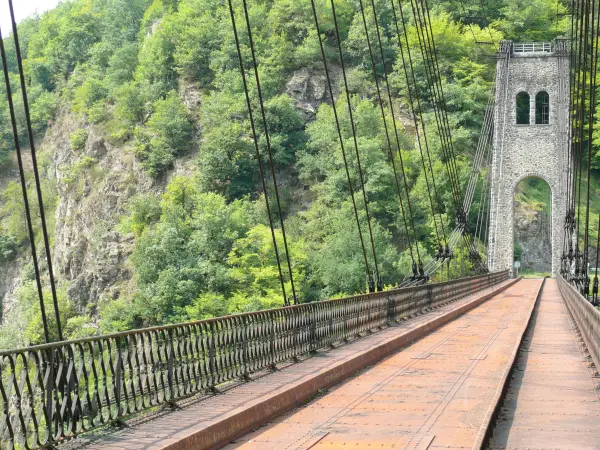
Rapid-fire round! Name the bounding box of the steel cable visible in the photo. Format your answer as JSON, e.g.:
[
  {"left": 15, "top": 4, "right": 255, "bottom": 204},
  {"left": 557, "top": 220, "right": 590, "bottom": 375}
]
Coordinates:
[
  {"left": 329, "top": 0, "right": 382, "bottom": 290},
  {"left": 227, "top": 0, "right": 296, "bottom": 305},
  {"left": 358, "top": 0, "right": 420, "bottom": 268},
  {"left": 0, "top": 25, "right": 50, "bottom": 343},
  {"left": 391, "top": 0, "right": 445, "bottom": 250},
  {"left": 8, "top": 1, "right": 62, "bottom": 341},
  {"left": 583, "top": 0, "right": 599, "bottom": 290},
  {"left": 309, "top": 0, "right": 376, "bottom": 290}
]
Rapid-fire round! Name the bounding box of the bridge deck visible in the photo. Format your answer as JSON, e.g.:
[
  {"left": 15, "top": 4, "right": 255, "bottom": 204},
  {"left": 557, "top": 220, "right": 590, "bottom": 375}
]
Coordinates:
[
  {"left": 223, "top": 279, "right": 541, "bottom": 450},
  {"left": 75, "top": 278, "right": 600, "bottom": 450},
  {"left": 76, "top": 279, "right": 515, "bottom": 450},
  {"left": 488, "top": 279, "right": 600, "bottom": 449}
]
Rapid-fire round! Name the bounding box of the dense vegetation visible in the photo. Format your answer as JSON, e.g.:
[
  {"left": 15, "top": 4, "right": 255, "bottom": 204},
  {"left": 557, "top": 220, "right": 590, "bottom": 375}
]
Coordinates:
[{"left": 0, "top": 0, "right": 576, "bottom": 347}]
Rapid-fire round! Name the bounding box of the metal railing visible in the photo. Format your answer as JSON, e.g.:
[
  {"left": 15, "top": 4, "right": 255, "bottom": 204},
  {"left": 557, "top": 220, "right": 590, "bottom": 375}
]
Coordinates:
[
  {"left": 0, "top": 271, "right": 508, "bottom": 449},
  {"left": 557, "top": 275, "right": 600, "bottom": 370},
  {"left": 513, "top": 42, "right": 553, "bottom": 53}
]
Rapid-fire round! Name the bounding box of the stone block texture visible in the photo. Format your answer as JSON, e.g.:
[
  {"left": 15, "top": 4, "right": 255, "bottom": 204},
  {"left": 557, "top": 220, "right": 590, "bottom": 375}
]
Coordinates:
[{"left": 488, "top": 40, "right": 570, "bottom": 276}]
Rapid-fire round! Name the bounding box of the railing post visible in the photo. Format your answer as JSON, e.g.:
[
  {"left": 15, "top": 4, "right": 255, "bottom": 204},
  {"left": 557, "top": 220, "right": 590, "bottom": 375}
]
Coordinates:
[
  {"left": 328, "top": 304, "right": 334, "bottom": 345},
  {"left": 167, "top": 329, "right": 175, "bottom": 400},
  {"left": 208, "top": 322, "right": 217, "bottom": 390},
  {"left": 387, "top": 292, "right": 395, "bottom": 323},
  {"left": 115, "top": 340, "right": 122, "bottom": 418},
  {"left": 64, "top": 346, "right": 75, "bottom": 434},
  {"left": 269, "top": 312, "right": 276, "bottom": 369},
  {"left": 44, "top": 348, "right": 54, "bottom": 442},
  {"left": 242, "top": 316, "right": 249, "bottom": 379},
  {"left": 309, "top": 304, "right": 317, "bottom": 352}
]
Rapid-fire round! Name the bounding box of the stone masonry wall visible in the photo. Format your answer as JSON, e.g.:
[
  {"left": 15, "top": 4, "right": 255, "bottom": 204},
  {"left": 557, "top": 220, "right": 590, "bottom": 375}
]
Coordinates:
[{"left": 488, "top": 41, "right": 569, "bottom": 276}]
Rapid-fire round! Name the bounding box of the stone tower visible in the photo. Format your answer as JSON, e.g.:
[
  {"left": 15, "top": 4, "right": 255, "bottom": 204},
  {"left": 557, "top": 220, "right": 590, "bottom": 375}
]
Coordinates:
[{"left": 488, "top": 40, "right": 570, "bottom": 276}]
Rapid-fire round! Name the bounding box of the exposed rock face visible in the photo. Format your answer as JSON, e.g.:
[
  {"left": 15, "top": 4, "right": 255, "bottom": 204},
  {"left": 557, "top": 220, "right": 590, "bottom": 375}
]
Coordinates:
[
  {"left": 285, "top": 68, "right": 328, "bottom": 120},
  {"left": 514, "top": 198, "right": 552, "bottom": 272},
  {"left": 50, "top": 82, "right": 201, "bottom": 311},
  {"left": 51, "top": 115, "right": 152, "bottom": 310}
]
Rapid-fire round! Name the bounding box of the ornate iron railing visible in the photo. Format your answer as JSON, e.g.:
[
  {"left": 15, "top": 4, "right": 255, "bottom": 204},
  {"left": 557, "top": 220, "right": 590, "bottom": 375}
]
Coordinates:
[
  {"left": 0, "top": 271, "right": 508, "bottom": 449},
  {"left": 557, "top": 275, "right": 600, "bottom": 369}
]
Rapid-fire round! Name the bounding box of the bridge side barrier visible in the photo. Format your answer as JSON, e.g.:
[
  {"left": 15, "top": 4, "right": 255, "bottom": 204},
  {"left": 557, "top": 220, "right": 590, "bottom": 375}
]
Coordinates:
[
  {"left": 0, "top": 271, "right": 508, "bottom": 449},
  {"left": 557, "top": 275, "right": 600, "bottom": 370}
]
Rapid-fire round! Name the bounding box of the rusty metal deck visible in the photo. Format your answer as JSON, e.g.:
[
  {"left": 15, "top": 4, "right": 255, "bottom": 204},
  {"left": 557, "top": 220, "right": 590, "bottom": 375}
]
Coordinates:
[
  {"left": 224, "top": 279, "right": 542, "bottom": 450},
  {"left": 74, "top": 279, "right": 516, "bottom": 450},
  {"left": 488, "top": 278, "right": 600, "bottom": 449}
]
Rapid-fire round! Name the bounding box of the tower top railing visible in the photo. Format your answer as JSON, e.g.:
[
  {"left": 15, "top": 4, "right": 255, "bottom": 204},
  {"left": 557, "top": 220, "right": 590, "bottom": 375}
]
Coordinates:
[{"left": 513, "top": 42, "right": 553, "bottom": 53}]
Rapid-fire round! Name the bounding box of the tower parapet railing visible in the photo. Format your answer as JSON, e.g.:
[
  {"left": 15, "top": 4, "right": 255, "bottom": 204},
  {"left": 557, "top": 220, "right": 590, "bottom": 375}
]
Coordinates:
[{"left": 513, "top": 42, "right": 553, "bottom": 53}]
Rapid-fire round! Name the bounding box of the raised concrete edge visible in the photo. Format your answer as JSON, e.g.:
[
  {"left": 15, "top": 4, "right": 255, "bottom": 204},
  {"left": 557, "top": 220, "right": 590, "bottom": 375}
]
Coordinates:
[
  {"left": 152, "top": 277, "right": 521, "bottom": 450},
  {"left": 471, "top": 277, "right": 546, "bottom": 450}
]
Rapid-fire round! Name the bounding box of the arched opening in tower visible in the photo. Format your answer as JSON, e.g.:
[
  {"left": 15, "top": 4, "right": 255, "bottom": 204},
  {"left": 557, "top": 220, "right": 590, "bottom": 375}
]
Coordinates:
[{"left": 513, "top": 177, "right": 552, "bottom": 276}]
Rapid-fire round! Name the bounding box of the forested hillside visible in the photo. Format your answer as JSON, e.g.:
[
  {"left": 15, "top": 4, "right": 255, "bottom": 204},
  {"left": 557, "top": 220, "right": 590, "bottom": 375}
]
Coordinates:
[{"left": 0, "top": 0, "right": 575, "bottom": 347}]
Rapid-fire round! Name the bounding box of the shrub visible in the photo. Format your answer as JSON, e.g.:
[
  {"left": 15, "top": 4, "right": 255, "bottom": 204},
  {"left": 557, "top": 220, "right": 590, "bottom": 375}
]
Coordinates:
[
  {"left": 70, "top": 129, "right": 88, "bottom": 151},
  {"left": 133, "top": 91, "right": 193, "bottom": 176}
]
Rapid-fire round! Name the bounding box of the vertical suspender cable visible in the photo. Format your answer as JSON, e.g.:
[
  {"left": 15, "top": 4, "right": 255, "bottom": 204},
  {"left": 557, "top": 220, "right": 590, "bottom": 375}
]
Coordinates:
[
  {"left": 422, "top": 0, "right": 464, "bottom": 198},
  {"left": 357, "top": 0, "right": 418, "bottom": 271},
  {"left": 330, "top": 0, "right": 382, "bottom": 290},
  {"left": 227, "top": 0, "right": 293, "bottom": 306},
  {"left": 410, "top": 0, "right": 460, "bottom": 206},
  {"left": 583, "top": 0, "right": 599, "bottom": 292},
  {"left": 8, "top": 1, "right": 62, "bottom": 341},
  {"left": 0, "top": 26, "right": 50, "bottom": 343},
  {"left": 239, "top": 0, "right": 298, "bottom": 304},
  {"left": 369, "top": 0, "right": 424, "bottom": 271},
  {"left": 575, "top": 0, "right": 590, "bottom": 285},
  {"left": 413, "top": 0, "right": 462, "bottom": 207},
  {"left": 594, "top": 212, "right": 600, "bottom": 304},
  {"left": 419, "top": 0, "right": 484, "bottom": 270},
  {"left": 309, "top": 0, "right": 375, "bottom": 290},
  {"left": 392, "top": 0, "right": 444, "bottom": 251}
]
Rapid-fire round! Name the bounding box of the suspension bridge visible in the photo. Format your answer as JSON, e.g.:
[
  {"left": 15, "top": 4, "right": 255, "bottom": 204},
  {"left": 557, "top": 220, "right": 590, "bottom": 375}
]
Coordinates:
[{"left": 1, "top": 0, "right": 600, "bottom": 448}]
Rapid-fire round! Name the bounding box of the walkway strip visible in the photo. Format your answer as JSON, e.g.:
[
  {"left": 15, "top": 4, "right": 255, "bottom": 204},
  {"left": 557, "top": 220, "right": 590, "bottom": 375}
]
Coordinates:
[
  {"left": 79, "top": 279, "right": 518, "bottom": 450},
  {"left": 487, "top": 279, "right": 600, "bottom": 449}
]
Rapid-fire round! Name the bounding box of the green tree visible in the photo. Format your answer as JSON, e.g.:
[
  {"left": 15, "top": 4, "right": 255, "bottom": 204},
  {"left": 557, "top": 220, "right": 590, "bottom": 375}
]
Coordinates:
[{"left": 133, "top": 91, "right": 193, "bottom": 175}]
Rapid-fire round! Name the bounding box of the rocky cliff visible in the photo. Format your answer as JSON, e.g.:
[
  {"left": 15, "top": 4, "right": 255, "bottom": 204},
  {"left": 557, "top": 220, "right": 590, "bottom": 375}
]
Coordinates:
[
  {"left": 513, "top": 196, "right": 552, "bottom": 273},
  {"left": 0, "top": 69, "right": 331, "bottom": 319}
]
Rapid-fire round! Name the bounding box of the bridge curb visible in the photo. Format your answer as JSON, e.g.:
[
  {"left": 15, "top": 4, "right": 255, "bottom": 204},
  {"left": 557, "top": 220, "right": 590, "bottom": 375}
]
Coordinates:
[
  {"left": 471, "top": 277, "right": 545, "bottom": 450},
  {"left": 153, "top": 278, "right": 520, "bottom": 450}
]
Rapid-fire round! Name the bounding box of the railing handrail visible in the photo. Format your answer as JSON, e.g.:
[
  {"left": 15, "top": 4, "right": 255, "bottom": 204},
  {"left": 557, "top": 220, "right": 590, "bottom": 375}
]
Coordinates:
[
  {"left": 0, "top": 271, "right": 509, "bottom": 449},
  {"left": 0, "top": 271, "right": 495, "bottom": 357}
]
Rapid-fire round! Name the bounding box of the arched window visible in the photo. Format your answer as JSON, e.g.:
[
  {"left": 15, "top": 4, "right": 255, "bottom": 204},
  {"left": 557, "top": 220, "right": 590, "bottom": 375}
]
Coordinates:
[
  {"left": 535, "top": 91, "right": 550, "bottom": 124},
  {"left": 516, "top": 92, "right": 530, "bottom": 124}
]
